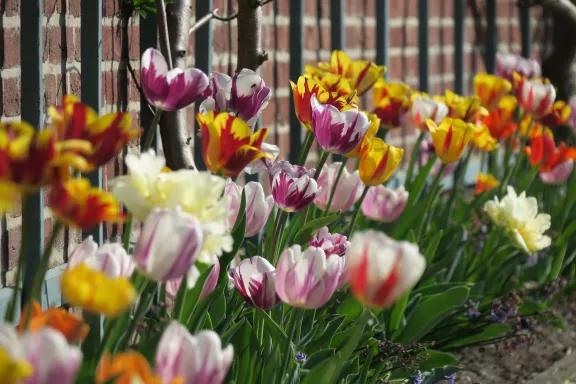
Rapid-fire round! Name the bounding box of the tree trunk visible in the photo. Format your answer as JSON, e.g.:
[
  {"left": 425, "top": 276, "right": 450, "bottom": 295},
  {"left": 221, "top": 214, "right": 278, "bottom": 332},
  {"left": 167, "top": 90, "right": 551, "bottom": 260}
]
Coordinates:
[{"left": 237, "top": 0, "right": 267, "bottom": 71}]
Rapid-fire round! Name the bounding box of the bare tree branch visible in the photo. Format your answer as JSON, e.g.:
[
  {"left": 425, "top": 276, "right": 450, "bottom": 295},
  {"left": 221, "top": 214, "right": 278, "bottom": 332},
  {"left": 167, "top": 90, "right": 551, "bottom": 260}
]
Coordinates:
[
  {"left": 237, "top": 0, "right": 268, "bottom": 71},
  {"left": 189, "top": 9, "right": 218, "bottom": 34},
  {"left": 517, "top": 0, "right": 576, "bottom": 24},
  {"left": 155, "top": 0, "right": 173, "bottom": 69}
]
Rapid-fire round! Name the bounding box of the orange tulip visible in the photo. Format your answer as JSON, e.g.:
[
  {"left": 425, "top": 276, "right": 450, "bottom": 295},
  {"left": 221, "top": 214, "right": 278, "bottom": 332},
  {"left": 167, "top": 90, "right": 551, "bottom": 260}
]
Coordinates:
[
  {"left": 97, "top": 352, "right": 168, "bottom": 384},
  {"left": 525, "top": 133, "right": 576, "bottom": 172},
  {"left": 475, "top": 173, "right": 500, "bottom": 195},
  {"left": 481, "top": 95, "right": 518, "bottom": 140},
  {"left": 48, "top": 178, "right": 125, "bottom": 229},
  {"left": 18, "top": 301, "right": 89, "bottom": 343},
  {"left": 196, "top": 111, "right": 272, "bottom": 177}
]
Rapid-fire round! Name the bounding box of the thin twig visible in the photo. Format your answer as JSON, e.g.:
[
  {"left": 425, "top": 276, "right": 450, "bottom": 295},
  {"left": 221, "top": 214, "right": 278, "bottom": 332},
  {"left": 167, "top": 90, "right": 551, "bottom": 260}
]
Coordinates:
[
  {"left": 155, "top": 0, "right": 173, "bottom": 69},
  {"left": 189, "top": 9, "right": 217, "bottom": 34},
  {"left": 212, "top": 8, "right": 239, "bottom": 21}
]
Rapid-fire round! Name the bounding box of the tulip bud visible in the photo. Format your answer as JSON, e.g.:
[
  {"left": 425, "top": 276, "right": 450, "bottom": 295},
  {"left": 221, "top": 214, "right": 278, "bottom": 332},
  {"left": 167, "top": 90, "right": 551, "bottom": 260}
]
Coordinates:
[
  {"left": 426, "top": 118, "right": 474, "bottom": 163},
  {"left": 359, "top": 137, "right": 404, "bottom": 186},
  {"left": 309, "top": 227, "right": 350, "bottom": 289},
  {"left": 362, "top": 185, "right": 408, "bottom": 223},
  {"left": 225, "top": 180, "right": 274, "bottom": 236},
  {"left": 496, "top": 51, "right": 541, "bottom": 81},
  {"left": 165, "top": 260, "right": 220, "bottom": 301},
  {"left": 22, "top": 329, "right": 82, "bottom": 384},
  {"left": 269, "top": 162, "right": 319, "bottom": 212},
  {"left": 513, "top": 73, "right": 556, "bottom": 118},
  {"left": 314, "top": 162, "right": 364, "bottom": 212},
  {"left": 411, "top": 96, "right": 449, "bottom": 131},
  {"left": 275, "top": 245, "right": 342, "bottom": 309},
  {"left": 134, "top": 206, "right": 204, "bottom": 282},
  {"left": 68, "top": 236, "right": 134, "bottom": 279},
  {"left": 156, "top": 322, "right": 233, "bottom": 384},
  {"left": 348, "top": 230, "right": 426, "bottom": 308},
  {"left": 229, "top": 256, "right": 281, "bottom": 309}
]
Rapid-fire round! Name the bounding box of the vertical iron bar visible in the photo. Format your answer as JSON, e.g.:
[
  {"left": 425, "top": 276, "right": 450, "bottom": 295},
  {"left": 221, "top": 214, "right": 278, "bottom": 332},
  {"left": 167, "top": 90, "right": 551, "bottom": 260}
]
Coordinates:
[
  {"left": 81, "top": 0, "right": 103, "bottom": 245},
  {"left": 519, "top": 7, "right": 532, "bottom": 58},
  {"left": 418, "top": 0, "right": 429, "bottom": 92},
  {"left": 376, "top": 0, "right": 389, "bottom": 79},
  {"left": 454, "top": 0, "right": 465, "bottom": 94},
  {"left": 20, "top": 0, "right": 44, "bottom": 307},
  {"left": 331, "top": 0, "right": 344, "bottom": 162},
  {"left": 289, "top": 0, "right": 303, "bottom": 165},
  {"left": 485, "top": 0, "right": 497, "bottom": 74},
  {"left": 140, "top": 13, "right": 158, "bottom": 151},
  {"left": 194, "top": 0, "right": 213, "bottom": 170}
]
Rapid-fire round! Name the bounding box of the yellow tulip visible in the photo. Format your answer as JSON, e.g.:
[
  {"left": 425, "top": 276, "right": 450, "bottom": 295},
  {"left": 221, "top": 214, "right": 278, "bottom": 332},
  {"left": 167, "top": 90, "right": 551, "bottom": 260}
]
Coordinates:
[
  {"left": 474, "top": 73, "right": 512, "bottom": 111},
  {"left": 471, "top": 123, "right": 499, "bottom": 151},
  {"left": 359, "top": 137, "right": 404, "bottom": 186},
  {"left": 438, "top": 90, "right": 488, "bottom": 122},
  {"left": 345, "top": 112, "right": 381, "bottom": 158},
  {"left": 0, "top": 347, "right": 33, "bottom": 384},
  {"left": 426, "top": 118, "right": 474, "bottom": 163}
]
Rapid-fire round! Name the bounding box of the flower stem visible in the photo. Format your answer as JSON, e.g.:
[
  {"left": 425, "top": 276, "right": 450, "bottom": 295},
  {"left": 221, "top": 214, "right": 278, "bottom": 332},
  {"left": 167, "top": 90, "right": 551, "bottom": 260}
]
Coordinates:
[
  {"left": 279, "top": 308, "right": 304, "bottom": 382},
  {"left": 122, "top": 215, "right": 133, "bottom": 252},
  {"left": 271, "top": 210, "right": 289, "bottom": 264},
  {"left": 142, "top": 108, "right": 163, "bottom": 152},
  {"left": 325, "top": 158, "right": 348, "bottom": 214},
  {"left": 405, "top": 132, "right": 425, "bottom": 188},
  {"left": 121, "top": 281, "right": 158, "bottom": 350},
  {"left": 312, "top": 150, "right": 330, "bottom": 180},
  {"left": 347, "top": 186, "right": 370, "bottom": 237},
  {"left": 416, "top": 164, "right": 447, "bottom": 240},
  {"left": 297, "top": 131, "right": 315, "bottom": 166}
]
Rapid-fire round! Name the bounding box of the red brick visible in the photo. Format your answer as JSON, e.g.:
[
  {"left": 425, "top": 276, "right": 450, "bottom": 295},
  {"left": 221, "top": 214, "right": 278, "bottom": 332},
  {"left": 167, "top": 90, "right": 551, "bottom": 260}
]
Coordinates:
[
  {"left": 103, "top": 0, "right": 117, "bottom": 17},
  {"left": 3, "top": 78, "right": 20, "bottom": 117},
  {"left": 7, "top": 226, "right": 22, "bottom": 270},
  {"left": 69, "top": 0, "right": 80, "bottom": 16},
  {"left": 3, "top": 28, "right": 21, "bottom": 68},
  {"left": 48, "top": 26, "right": 62, "bottom": 64},
  {"left": 389, "top": 25, "right": 418, "bottom": 48},
  {"left": 66, "top": 27, "right": 75, "bottom": 62},
  {"left": 69, "top": 72, "right": 81, "bottom": 97},
  {"left": 390, "top": 0, "right": 417, "bottom": 18},
  {"left": 43, "top": 74, "right": 61, "bottom": 110},
  {"left": 3, "top": 0, "right": 20, "bottom": 16},
  {"left": 43, "top": 0, "right": 63, "bottom": 15},
  {"left": 128, "top": 26, "right": 140, "bottom": 60},
  {"left": 74, "top": 27, "right": 81, "bottom": 61},
  {"left": 103, "top": 70, "right": 115, "bottom": 105}
]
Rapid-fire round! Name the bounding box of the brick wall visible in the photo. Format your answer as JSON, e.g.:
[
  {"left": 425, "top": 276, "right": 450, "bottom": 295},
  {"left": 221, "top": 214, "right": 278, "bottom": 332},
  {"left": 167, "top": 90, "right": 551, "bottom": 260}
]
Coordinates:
[{"left": 0, "top": 0, "right": 546, "bottom": 287}]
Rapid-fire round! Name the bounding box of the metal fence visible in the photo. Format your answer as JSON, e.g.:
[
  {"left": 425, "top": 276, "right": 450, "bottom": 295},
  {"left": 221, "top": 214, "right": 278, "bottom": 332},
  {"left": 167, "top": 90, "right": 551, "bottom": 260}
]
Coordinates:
[{"left": 0, "top": 0, "right": 535, "bottom": 313}]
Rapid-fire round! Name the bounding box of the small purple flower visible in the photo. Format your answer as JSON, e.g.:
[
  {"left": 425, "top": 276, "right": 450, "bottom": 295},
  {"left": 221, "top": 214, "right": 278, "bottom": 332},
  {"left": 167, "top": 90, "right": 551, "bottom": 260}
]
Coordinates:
[
  {"left": 269, "top": 161, "right": 319, "bottom": 212},
  {"left": 463, "top": 300, "right": 481, "bottom": 319},
  {"left": 295, "top": 352, "right": 307, "bottom": 363},
  {"left": 200, "top": 69, "right": 272, "bottom": 127},
  {"left": 487, "top": 300, "right": 518, "bottom": 323},
  {"left": 229, "top": 256, "right": 281, "bottom": 309},
  {"left": 141, "top": 48, "right": 210, "bottom": 111},
  {"left": 409, "top": 371, "right": 423, "bottom": 384},
  {"left": 443, "top": 373, "right": 456, "bottom": 384},
  {"left": 311, "top": 95, "right": 370, "bottom": 154}
]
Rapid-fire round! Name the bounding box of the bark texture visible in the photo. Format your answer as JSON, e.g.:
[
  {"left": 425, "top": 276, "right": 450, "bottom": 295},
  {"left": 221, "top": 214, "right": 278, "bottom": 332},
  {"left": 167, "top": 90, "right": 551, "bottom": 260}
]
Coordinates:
[{"left": 237, "top": 0, "right": 268, "bottom": 71}]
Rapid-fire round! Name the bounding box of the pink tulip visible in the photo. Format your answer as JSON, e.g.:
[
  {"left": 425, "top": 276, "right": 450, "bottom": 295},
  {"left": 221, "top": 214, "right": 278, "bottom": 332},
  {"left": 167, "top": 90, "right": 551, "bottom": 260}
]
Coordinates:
[
  {"left": 134, "top": 206, "right": 204, "bottom": 282},
  {"left": 540, "top": 159, "right": 574, "bottom": 184},
  {"left": 348, "top": 230, "right": 425, "bottom": 308},
  {"left": 141, "top": 48, "right": 210, "bottom": 111},
  {"left": 362, "top": 185, "right": 409, "bottom": 223},
  {"left": 269, "top": 161, "right": 319, "bottom": 212},
  {"left": 309, "top": 227, "right": 350, "bottom": 288},
  {"left": 275, "top": 245, "right": 342, "bottom": 309},
  {"left": 314, "top": 162, "right": 364, "bottom": 212},
  {"left": 229, "top": 256, "right": 281, "bottom": 309},
  {"left": 411, "top": 96, "right": 448, "bottom": 130},
  {"left": 200, "top": 69, "right": 272, "bottom": 127},
  {"left": 156, "top": 322, "right": 233, "bottom": 384},
  {"left": 311, "top": 95, "right": 370, "bottom": 154},
  {"left": 496, "top": 51, "right": 541, "bottom": 81},
  {"left": 224, "top": 180, "right": 274, "bottom": 236},
  {"left": 22, "top": 329, "right": 82, "bottom": 384},
  {"left": 165, "top": 260, "right": 220, "bottom": 301},
  {"left": 68, "top": 236, "right": 135, "bottom": 278}
]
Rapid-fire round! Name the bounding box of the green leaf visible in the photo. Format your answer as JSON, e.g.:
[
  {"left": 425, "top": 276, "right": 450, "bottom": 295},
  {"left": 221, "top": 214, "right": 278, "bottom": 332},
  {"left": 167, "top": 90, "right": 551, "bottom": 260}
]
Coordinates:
[
  {"left": 549, "top": 243, "right": 568, "bottom": 281},
  {"left": 393, "top": 286, "right": 470, "bottom": 344},
  {"left": 424, "top": 230, "right": 444, "bottom": 263},
  {"left": 412, "top": 282, "right": 472, "bottom": 297},
  {"left": 388, "top": 293, "right": 409, "bottom": 334},
  {"left": 218, "top": 212, "right": 246, "bottom": 284},
  {"left": 336, "top": 297, "right": 364, "bottom": 324},
  {"left": 221, "top": 317, "right": 247, "bottom": 345},
  {"left": 233, "top": 189, "right": 247, "bottom": 233},
  {"left": 407, "top": 155, "right": 435, "bottom": 205},
  {"left": 301, "top": 349, "right": 337, "bottom": 370},
  {"left": 138, "top": 331, "right": 163, "bottom": 363},
  {"left": 419, "top": 350, "right": 459, "bottom": 371},
  {"left": 440, "top": 323, "right": 511, "bottom": 349},
  {"left": 208, "top": 291, "right": 227, "bottom": 328},
  {"left": 292, "top": 213, "right": 341, "bottom": 245},
  {"left": 257, "top": 309, "right": 289, "bottom": 343},
  {"left": 229, "top": 320, "right": 261, "bottom": 384},
  {"left": 179, "top": 263, "right": 214, "bottom": 325}
]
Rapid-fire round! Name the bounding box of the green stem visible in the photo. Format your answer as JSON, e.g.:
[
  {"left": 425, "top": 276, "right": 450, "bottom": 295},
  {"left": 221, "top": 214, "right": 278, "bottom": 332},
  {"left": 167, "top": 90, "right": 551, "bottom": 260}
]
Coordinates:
[
  {"left": 313, "top": 150, "right": 330, "bottom": 180},
  {"left": 297, "top": 131, "right": 315, "bottom": 166},
  {"left": 142, "top": 109, "right": 163, "bottom": 152},
  {"left": 279, "top": 309, "right": 304, "bottom": 383},
  {"left": 81, "top": 312, "right": 104, "bottom": 359},
  {"left": 120, "top": 282, "right": 158, "bottom": 350},
  {"left": 416, "top": 164, "right": 446, "bottom": 240},
  {"left": 405, "top": 132, "right": 425, "bottom": 188},
  {"left": 347, "top": 186, "right": 370, "bottom": 237},
  {"left": 444, "top": 148, "right": 473, "bottom": 227},
  {"left": 325, "top": 158, "right": 348, "bottom": 214},
  {"left": 271, "top": 211, "right": 289, "bottom": 264},
  {"left": 122, "top": 214, "right": 133, "bottom": 252}
]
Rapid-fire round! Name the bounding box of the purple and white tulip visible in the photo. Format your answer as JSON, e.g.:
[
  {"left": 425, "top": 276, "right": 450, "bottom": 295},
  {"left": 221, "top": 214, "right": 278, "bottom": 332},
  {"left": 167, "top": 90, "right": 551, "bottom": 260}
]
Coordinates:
[
  {"left": 165, "top": 260, "right": 220, "bottom": 301},
  {"left": 156, "top": 321, "right": 233, "bottom": 384},
  {"left": 229, "top": 256, "right": 281, "bottom": 309},
  {"left": 311, "top": 95, "right": 370, "bottom": 154},
  {"left": 22, "top": 329, "right": 82, "bottom": 384},
  {"left": 141, "top": 48, "right": 210, "bottom": 111},
  {"left": 496, "top": 51, "right": 541, "bottom": 81},
  {"left": 309, "top": 227, "right": 350, "bottom": 288},
  {"left": 200, "top": 69, "right": 272, "bottom": 127},
  {"left": 361, "top": 185, "right": 409, "bottom": 223},
  {"left": 314, "top": 162, "right": 364, "bottom": 212},
  {"left": 224, "top": 179, "right": 274, "bottom": 236},
  {"left": 540, "top": 160, "right": 574, "bottom": 185},
  {"left": 133, "top": 206, "right": 204, "bottom": 282},
  {"left": 269, "top": 161, "right": 319, "bottom": 212},
  {"left": 68, "top": 236, "right": 135, "bottom": 278},
  {"left": 275, "top": 245, "right": 342, "bottom": 309}
]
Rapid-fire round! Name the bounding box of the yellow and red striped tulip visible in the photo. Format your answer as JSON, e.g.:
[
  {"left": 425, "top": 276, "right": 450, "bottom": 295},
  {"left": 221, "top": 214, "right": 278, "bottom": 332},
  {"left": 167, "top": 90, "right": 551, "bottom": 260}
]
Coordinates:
[
  {"left": 437, "top": 90, "right": 488, "bottom": 122},
  {"left": 474, "top": 73, "right": 512, "bottom": 111},
  {"left": 344, "top": 112, "right": 380, "bottom": 158},
  {"left": 196, "top": 111, "right": 271, "bottom": 177},
  {"left": 471, "top": 123, "right": 499, "bottom": 151},
  {"left": 539, "top": 101, "right": 571, "bottom": 127},
  {"left": 304, "top": 66, "right": 356, "bottom": 101},
  {"left": 426, "top": 117, "right": 474, "bottom": 163},
  {"left": 359, "top": 137, "right": 404, "bottom": 186},
  {"left": 475, "top": 173, "right": 500, "bottom": 195},
  {"left": 373, "top": 79, "right": 411, "bottom": 128},
  {"left": 481, "top": 95, "right": 518, "bottom": 139}
]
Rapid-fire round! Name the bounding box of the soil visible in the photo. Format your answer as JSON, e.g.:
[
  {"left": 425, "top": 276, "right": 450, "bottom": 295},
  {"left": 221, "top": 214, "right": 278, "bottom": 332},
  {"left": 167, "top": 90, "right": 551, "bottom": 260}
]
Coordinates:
[{"left": 453, "top": 294, "right": 576, "bottom": 384}]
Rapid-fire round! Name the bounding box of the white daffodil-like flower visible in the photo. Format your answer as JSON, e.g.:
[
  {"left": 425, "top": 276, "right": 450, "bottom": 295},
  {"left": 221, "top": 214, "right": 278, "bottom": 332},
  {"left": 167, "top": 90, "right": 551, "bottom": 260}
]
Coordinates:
[
  {"left": 111, "top": 150, "right": 232, "bottom": 264},
  {"left": 484, "top": 186, "right": 551, "bottom": 254}
]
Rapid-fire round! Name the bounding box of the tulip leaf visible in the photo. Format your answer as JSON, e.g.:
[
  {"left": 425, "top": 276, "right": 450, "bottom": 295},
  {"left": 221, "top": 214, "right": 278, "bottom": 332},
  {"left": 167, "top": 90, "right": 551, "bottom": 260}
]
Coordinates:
[
  {"left": 218, "top": 210, "right": 246, "bottom": 284},
  {"left": 301, "top": 349, "right": 337, "bottom": 370},
  {"left": 392, "top": 286, "right": 470, "bottom": 344},
  {"left": 233, "top": 189, "right": 247, "bottom": 233},
  {"left": 257, "top": 309, "right": 289, "bottom": 343},
  {"left": 406, "top": 156, "right": 436, "bottom": 206},
  {"left": 180, "top": 263, "right": 214, "bottom": 326},
  {"left": 440, "top": 323, "right": 512, "bottom": 349},
  {"left": 549, "top": 243, "right": 568, "bottom": 281},
  {"left": 220, "top": 317, "right": 247, "bottom": 345},
  {"left": 388, "top": 292, "right": 410, "bottom": 334},
  {"left": 292, "top": 213, "right": 341, "bottom": 245},
  {"left": 411, "top": 282, "right": 472, "bottom": 297},
  {"left": 424, "top": 229, "right": 444, "bottom": 263},
  {"left": 388, "top": 350, "right": 459, "bottom": 380},
  {"left": 229, "top": 319, "right": 261, "bottom": 384}
]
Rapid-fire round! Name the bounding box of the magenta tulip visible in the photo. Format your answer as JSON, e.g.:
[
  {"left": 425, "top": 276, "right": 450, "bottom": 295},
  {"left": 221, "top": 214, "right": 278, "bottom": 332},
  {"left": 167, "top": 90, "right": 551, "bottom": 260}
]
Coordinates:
[
  {"left": 314, "top": 162, "right": 363, "bottom": 212},
  {"left": 229, "top": 256, "right": 281, "bottom": 309},
  {"left": 225, "top": 180, "right": 274, "bottom": 236},
  {"left": 269, "top": 161, "right": 319, "bottom": 212}
]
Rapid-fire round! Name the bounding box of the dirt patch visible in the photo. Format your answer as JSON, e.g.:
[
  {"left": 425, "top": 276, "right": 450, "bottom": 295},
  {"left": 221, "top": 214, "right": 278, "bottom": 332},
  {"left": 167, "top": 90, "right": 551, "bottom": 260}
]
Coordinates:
[{"left": 453, "top": 295, "right": 576, "bottom": 383}]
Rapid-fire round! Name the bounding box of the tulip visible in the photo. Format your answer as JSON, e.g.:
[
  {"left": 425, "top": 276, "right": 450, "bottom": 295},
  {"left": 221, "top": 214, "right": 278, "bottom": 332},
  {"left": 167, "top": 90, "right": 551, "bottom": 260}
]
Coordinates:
[
  {"left": 471, "top": 123, "right": 499, "bottom": 152},
  {"left": 361, "top": 185, "right": 408, "bottom": 223},
  {"left": 229, "top": 256, "right": 281, "bottom": 309},
  {"left": 22, "top": 328, "right": 82, "bottom": 384},
  {"left": 348, "top": 230, "right": 426, "bottom": 308},
  {"left": 484, "top": 186, "right": 551, "bottom": 254},
  {"left": 309, "top": 227, "right": 350, "bottom": 288},
  {"left": 304, "top": 68, "right": 356, "bottom": 101},
  {"left": 290, "top": 76, "right": 352, "bottom": 130},
  {"left": 496, "top": 51, "right": 541, "bottom": 81},
  {"left": 200, "top": 69, "right": 272, "bottom": 127},
  {"left": 18, "top": 301, "right": 89, "bottom": 344},
  {"left": 156, "top": 322, "right": 233, "bottom": 384},
  {"left": 344, "top": 112, "right": 380, "bottom": 158},
  {"left": 426, "top": 118, "right": 474, "bottom": 163},
  {"left": 196, "top": 111, "right": 271, "bottom": 177},
  {"left": 165, "top": 260, "right": 220, "bottom": 301},
  {"left": 473, "top": 73, "right": 512, "bottom": 111},
  {"left": 410, "top": 96, "right": 449, "bottom": 131},
  {"left": 481, "top": 95, "right": 518, "bottom": 140},
  {"left": 475, "top": 173, "right": 500, "bottom": 194},
  {"left": 270, "top": 162, "right": 319, "bottom": 212},
  {"left": 134, "top": 206, "right": 204, "bottom": 282},
  {"left": 224, "top": 180, "right": 274, "bottom": 236},
  {"left": 373, "top": 79, "right": 411, "bottom": 128},
  {"left": 0, "top": 323, "right": 33, "bottom": 383},
  {"left": 439, "top": 90, "right": 487, "bottom": 122},
  {"left": 68, "top": 236, "right": 134, "bottom": 278},
  {"left": 141, "top": 48, "right": 210, "bottom": 111},
  {"left": 48, "top": 178, "right": 125, "bottom": 229},
  {"left": 418, "top": 137, "right": 458, "bottom": 178},
  {"left": 539, "top": 101, "right": 571, "bottom": 127},
  {"left": 540, "top": 160, "right": 574, "bottom": 184},
  {"left": 275, "top": 245, "right": 342, "bottom": 309},
  {"left": 97, "top": 351, "right": 162, "bottom": 384},
  {"left": 314, "top": 162, "right": 364, "bottom": 212},
  {"left": 525, "top": 133, "right": 576, "bottom": 173},
  {"left": 359, "top": 137, "right": 404, "bottom": 186},
  {"left": 568, "top": 95, "right": 576, "bottom": 132},
  {"left": 513, "top": 72, "right": 556, "bottom": 118}
]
